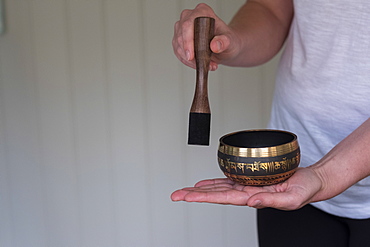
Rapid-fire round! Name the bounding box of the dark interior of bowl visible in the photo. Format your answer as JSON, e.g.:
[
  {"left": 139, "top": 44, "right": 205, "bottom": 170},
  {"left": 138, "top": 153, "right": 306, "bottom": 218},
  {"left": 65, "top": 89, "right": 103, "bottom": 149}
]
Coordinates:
[{"left": 222, "top": 130, "right": 294, "bottom": 148}]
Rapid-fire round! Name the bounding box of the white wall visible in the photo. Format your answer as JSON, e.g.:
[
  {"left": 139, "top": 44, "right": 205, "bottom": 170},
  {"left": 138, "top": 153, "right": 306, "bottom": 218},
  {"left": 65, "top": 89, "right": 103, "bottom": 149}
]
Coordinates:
[{"left": 0, "top": 0, "right": 279, "bottom": 246}]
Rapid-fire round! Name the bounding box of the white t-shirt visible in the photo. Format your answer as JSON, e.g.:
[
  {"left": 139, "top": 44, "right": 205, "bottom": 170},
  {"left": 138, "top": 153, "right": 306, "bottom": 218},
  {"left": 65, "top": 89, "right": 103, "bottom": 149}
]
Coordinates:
[{"left": 269, "top": 0, "right": 370, "bottom": 219}]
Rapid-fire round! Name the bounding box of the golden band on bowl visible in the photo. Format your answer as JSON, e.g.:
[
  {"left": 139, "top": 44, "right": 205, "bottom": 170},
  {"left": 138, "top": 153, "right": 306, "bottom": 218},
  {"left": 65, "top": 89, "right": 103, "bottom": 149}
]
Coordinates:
[
  {"left": 218, "top": 129, "right": 300, "bottom": 186},
  {"left": 219, "top": 138, "right": 299, "bottom": 158}
]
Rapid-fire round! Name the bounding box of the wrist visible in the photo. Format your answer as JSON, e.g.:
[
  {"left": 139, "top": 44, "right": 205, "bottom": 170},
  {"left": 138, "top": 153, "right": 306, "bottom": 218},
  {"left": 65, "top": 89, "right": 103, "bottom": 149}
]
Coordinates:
[{"left": 307, "top": 164, "right": 329, "bottom": 203}]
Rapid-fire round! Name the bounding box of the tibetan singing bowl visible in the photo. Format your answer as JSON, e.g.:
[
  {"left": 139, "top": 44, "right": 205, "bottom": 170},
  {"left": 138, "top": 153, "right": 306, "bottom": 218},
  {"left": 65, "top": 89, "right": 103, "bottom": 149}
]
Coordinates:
[{"left": 218, "top": 129, "right": 300, "bottom": 186}]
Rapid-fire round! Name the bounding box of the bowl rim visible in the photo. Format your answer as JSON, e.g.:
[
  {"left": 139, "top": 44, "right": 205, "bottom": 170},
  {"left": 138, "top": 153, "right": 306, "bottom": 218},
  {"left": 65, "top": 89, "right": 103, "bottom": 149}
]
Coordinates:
[{"left": 218, "top": 129, "right": 299, "bottom": 158}]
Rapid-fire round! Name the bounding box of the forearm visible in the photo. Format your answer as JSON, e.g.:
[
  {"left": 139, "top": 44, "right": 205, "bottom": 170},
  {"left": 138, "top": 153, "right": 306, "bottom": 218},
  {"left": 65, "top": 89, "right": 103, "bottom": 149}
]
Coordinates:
[
  {"left": 309, "top": 118, "right": 370, "bottom": 202},
  {"left": 222, "top": 0, "right": 293, "bottom": 67}
]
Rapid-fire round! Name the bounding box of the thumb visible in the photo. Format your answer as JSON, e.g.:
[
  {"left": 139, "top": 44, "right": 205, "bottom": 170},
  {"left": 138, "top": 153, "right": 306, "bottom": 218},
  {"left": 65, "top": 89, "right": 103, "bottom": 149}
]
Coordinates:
[
  {"left": 210, "top": 35, "right": 230, "bottom": 54},
  {"left": 247, "top": 192, "right": 304, "bottom": 211}
]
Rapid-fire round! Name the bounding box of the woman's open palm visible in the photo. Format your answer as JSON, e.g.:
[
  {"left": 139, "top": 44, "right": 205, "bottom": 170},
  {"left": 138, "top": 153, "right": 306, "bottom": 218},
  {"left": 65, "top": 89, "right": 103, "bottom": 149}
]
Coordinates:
[{"left": 171, "top": 168, "right": 323, "bottom": 210}]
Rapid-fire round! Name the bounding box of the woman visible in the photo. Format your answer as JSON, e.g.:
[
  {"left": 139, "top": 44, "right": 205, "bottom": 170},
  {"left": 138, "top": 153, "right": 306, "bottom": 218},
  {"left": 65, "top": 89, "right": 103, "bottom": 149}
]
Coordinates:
[{"left": 171, "top": 1, "right": 370, "bottom": 246}]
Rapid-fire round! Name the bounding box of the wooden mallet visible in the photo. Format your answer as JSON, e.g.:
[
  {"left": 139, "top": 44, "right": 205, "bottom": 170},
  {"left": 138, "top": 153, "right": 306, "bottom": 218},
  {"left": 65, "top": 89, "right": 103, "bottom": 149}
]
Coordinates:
[{"left": 188, "top": 17, "right": 215, "bottom": 146}]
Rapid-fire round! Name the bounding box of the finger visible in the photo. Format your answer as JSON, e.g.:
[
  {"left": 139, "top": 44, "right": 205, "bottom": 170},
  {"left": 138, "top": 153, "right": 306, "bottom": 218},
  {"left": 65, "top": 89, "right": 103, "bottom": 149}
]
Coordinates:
[
  {"left": 173, "top": 21, "right": 196, "bottom": 69},
  {"left": 184, "top": 190, "right": 250, "bottom": 205},
  {"left": 174, "top": 3, "right": 218, "bottom": 69},
  {"left": 171, "top": 183, "right": 233, "bottom": 198},
  {"left": 181, "top": 19, "right": 194, "bottom": 62},
  {"left": 194, "top": 178, "right": 234, "bottom": 187},
  {"left": 247, "top": 191, "right": 304, "bottom": 210},
  {"left": 184, "top": 184, "right": 235, "bottom": 192},
  {"left": 173, "top": 51, "right": 196, "bottom": 69},
  {"left": 171, "top": 189, "right": 191, "bottom": 201},
  {"left": 209, "top": 61, "right": 218, "bottom": 71},
  {"left": 171, "top": 178, "right": 235, "bottom": 201},
  {"left": 210, "top": 35, "right": 230, "bottom": 54},
  {"left": 177, "top": 9, "right": 195, "bottom": 62},
  {"left": 180, "top": 8, "right": 192, "bottom": 20}
]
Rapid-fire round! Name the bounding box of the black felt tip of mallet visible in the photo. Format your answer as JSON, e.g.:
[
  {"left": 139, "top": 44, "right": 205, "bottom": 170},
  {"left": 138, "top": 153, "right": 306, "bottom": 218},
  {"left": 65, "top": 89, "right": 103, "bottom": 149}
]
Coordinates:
[{"left": 188, "top": 112, "right": 211, "bottom": 145}]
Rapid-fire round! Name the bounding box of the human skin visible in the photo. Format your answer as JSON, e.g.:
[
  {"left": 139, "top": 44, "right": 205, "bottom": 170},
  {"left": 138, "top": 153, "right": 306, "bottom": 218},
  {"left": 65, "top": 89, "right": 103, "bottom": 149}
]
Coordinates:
[
  {"left": 172, "top": 1, "right": 293, "bottom": 70},
  {"left": 171, "top": 1, "right": 370, "bottom": 210},
  {"left": 171, "top": 118, "right": 370, "bottom": 210}
]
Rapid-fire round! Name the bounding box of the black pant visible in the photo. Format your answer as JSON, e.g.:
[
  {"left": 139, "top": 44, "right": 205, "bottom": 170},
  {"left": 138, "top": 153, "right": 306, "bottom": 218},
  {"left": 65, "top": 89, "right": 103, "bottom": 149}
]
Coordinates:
[{"left": 258, "top": 204, "right": 370, "bottom": 247}]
